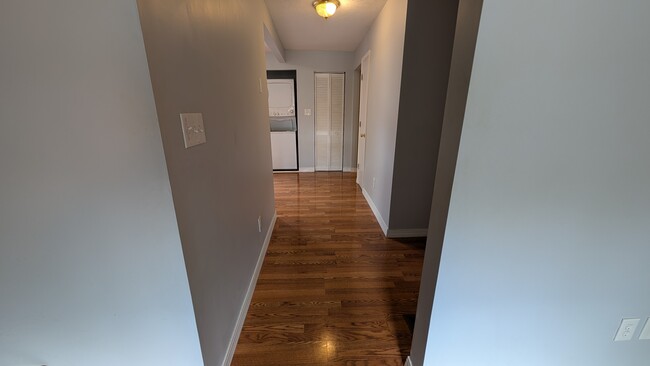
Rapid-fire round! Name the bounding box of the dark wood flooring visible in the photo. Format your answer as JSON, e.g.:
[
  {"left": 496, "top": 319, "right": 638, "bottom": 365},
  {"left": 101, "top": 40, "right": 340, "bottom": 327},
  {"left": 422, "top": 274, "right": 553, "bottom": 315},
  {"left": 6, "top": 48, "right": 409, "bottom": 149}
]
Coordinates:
[{"left": 232, "top": 172, "right": 425, "bottom": 365}]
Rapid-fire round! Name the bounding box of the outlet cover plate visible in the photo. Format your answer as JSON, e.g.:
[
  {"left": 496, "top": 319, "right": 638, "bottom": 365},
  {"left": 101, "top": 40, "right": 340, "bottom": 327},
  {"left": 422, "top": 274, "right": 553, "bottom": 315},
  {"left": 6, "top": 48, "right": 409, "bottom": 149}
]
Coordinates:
[
  {"left": 180, "top": 113, "right": 206, "bottom": 148},
  {"left": 614, "top": 318, "right": 640, "bottom": 341}
]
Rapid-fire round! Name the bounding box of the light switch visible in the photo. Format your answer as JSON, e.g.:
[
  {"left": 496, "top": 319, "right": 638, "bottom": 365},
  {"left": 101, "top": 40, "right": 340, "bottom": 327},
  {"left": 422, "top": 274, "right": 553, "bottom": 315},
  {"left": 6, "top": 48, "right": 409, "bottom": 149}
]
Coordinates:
[
  {"left": 304, "top": 109, "right": 312, "bottom": 116},
  {"left": 639, "top": 318, "right": 650, "bottom": 340},
  {"left": 614, "top": 318, "right": 640, "bottom": 341},
  {"left": 180, "top": 113, "right": 206, "bottom": 148}
]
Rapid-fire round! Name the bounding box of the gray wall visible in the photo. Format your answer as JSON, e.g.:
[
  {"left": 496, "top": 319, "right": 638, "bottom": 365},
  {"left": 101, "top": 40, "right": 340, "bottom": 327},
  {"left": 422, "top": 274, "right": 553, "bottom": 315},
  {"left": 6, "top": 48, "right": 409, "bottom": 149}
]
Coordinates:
[
  {"left": 409, "top": 0, "right": 483, "bottom": 363},
  {"left": 417, "top": 0, "right": 650, "bottom": 364},
  {"left": 388, "top": 0, "right": 459, "bottom": 233},
  {"left": 266, "top": 50, "right": 356, "bottom": 171},
  {"left": 136, "top": 1, "right": 276, "bottom": 365},
  {"left": 261, "top": 4, "right": 286, "bottom": 63},
  {"left": 353, "top": 0, "right": 408, "bottom": 230},
  {"left": 0, "top": 1, "right": 203, "bottom": 365}
]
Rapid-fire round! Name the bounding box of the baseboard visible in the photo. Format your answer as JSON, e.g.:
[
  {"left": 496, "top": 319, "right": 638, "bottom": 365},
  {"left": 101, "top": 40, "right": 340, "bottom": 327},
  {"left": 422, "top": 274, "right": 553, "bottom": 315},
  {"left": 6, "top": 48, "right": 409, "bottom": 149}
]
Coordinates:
[
  {"left": 404, "top": 356, "right": 413, "bottom": 366},
  {"left": 361, "top": 188, "right": 388, "bottom": 236},
  {"left": 343, "top": 167, "right": 357, "bottom": 172},
  {"left": 386, "top": 228, "right": 428, "bottom": 238},
  {"left": 222, "top": 211, "right": 277, "bottom": 366},
  {"left": 273, "top": 170, "right": 299, "bottom": 174},
  {"left": 299, "top": 167, "right": 315, "bottom": 172}
]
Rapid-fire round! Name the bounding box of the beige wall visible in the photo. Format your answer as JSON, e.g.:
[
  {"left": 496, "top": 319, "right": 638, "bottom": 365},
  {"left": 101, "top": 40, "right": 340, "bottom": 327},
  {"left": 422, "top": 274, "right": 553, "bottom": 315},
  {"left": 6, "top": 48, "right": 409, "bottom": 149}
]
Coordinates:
[{"left": 136, "top": 0, "right": 276, "bottom": 365}]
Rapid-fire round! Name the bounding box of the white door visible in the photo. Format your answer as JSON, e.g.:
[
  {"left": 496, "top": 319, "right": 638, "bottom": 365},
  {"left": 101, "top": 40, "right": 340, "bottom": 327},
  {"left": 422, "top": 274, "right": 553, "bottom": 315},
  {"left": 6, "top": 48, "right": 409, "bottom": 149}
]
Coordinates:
[
  {"left": 356, "top": 52, "right": 370, "bottom": 185},
  {"left": 315, "top": 73, "right": 345, "bottom": 171}
]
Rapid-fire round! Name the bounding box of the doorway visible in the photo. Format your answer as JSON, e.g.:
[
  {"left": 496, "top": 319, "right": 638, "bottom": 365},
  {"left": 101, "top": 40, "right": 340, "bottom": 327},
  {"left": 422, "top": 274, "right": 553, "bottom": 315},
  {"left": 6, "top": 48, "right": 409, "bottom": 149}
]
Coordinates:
[
  {"left": 267, "top": 70, "right": 299, "bottom": 171},
  {"left": 356, "top": 51, "right": 370, "bottom": 186}
]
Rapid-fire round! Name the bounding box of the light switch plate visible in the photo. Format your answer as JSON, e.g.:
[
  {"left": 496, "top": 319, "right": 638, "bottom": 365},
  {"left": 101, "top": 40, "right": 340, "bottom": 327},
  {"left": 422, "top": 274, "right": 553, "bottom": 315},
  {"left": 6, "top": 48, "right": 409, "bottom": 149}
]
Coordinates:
[
  {"left": 614, "top": 318, "right": 640, "bottom": 341},
  {"left": 180, "top": 113, "right": 206, "bottom": 148},
  {"left": 639, "top": 318, "right": 650, "bottom": 340}
]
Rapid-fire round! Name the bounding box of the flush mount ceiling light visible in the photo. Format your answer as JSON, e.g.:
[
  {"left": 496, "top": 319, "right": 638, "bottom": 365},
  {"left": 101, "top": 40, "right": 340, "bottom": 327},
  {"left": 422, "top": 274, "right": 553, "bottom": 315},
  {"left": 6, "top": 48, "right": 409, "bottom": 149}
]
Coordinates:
[{"left": 312, "top": 0, "right": 340, "bottom": 19}]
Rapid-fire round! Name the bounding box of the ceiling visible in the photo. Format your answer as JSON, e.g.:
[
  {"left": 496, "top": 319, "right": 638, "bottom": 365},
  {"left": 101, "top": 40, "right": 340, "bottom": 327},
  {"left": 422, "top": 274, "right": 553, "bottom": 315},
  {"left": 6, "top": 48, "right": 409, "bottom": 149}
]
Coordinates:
[{"left": 264, "top": 0, "right": 388, "bottom": 52}]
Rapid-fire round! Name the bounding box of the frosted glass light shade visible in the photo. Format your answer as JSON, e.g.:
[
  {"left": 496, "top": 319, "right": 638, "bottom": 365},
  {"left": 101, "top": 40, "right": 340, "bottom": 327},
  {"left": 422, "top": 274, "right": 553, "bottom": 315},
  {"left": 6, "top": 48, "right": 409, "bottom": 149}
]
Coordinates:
[{"left": 313, "top": 0, "right": 339, "bottom": 19}]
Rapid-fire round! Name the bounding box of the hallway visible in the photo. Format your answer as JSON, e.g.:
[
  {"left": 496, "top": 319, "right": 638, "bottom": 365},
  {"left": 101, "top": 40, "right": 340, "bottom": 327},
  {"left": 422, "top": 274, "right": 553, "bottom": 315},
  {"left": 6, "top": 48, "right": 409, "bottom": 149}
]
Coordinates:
[{"left": 232, "top": 172, "right": 425, "bottom": 365}]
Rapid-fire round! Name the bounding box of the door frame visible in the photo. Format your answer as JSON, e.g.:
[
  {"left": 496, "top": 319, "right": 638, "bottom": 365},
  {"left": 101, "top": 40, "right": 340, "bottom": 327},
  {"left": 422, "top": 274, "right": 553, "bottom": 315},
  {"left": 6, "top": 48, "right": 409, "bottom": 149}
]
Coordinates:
[
  {"left": 267, "top": 69, "right": 299, "bottom": 171},
  {"left": 356, "top": 51, "right": 371, "bottom": 186}
]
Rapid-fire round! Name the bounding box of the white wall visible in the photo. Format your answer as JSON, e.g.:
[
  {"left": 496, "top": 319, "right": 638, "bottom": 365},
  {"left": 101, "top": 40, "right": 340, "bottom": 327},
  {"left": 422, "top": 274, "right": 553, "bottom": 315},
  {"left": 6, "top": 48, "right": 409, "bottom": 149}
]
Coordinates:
[
  {"left": 353, "top": 0, "right": 408, "bottom": 231},
  {"left": 418, "top": 0, "right": 650, "bottom": 364},
  {"left": 136, "top": 1, "right": 276, "bottom": 365},
  {"left": 266, "top": 50, "right": 356, "bottom": 171},
  {"left": 0, "top": 1, "right": 203, "bottom": 365}
]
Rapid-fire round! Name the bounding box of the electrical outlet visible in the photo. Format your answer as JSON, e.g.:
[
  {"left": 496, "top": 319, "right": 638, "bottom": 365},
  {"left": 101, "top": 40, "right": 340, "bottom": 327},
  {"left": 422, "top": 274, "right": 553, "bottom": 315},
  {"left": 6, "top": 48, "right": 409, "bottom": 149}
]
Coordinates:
[
  {"left": 257, "top": 216, "right": 262, "bottom": 233},
  {"left": 614, "top": 318, "right": 640, "bottom": 341},
  {"left": 372, "top": 177, "right": 376, "bottom": 189},
  {"left": 639, "top": 318, "right": 650, "bottom": 340}
]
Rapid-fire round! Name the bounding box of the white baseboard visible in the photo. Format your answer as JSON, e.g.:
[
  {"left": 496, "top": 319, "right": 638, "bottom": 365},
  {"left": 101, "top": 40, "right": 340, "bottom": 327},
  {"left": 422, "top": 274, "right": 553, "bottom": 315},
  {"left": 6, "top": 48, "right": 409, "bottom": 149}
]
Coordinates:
[
  {"left": 343, "top": 167, "right": 357, "bottom": 172},
  {"left": 222, "top": 211, "right": 277, "bottom": 366},
  {"left": 404, "top": 356, "right": 413, "bottom": 366},
  {"left": 361, "top": 188, "right": 388, "bottom": 236},
  {"left": 386, "top": 228, "right": 428, "bottom": 238},
  {"left": 299, "top": 167, "right": 315, "bottom": 172}
]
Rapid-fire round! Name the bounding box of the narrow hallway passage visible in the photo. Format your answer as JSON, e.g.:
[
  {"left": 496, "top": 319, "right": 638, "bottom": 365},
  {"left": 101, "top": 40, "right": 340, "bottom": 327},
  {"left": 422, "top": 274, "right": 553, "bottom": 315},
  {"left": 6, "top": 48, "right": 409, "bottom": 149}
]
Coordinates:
[{"left": 232, "top": 172, "right": 425, "bottom": 365}]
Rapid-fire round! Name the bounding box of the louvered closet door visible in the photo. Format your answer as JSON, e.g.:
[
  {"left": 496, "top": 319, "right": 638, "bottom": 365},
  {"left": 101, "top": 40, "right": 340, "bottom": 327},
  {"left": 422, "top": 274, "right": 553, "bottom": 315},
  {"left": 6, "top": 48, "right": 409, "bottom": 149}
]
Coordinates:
[{"left": 315, "top": 73, "right": 345, "bottom": 171}]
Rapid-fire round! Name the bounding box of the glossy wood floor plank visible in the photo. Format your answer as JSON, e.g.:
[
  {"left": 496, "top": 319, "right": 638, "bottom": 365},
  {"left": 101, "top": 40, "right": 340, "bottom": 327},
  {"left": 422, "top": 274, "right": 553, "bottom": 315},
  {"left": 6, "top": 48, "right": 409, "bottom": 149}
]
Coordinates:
[{"left": 232, "top": 172, "right": 425, "bottom": 366}]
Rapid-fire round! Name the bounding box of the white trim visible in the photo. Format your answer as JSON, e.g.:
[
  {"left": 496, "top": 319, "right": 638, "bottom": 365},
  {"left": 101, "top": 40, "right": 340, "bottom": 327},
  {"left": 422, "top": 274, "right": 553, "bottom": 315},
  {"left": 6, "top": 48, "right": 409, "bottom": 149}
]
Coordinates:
[
  {"left": 299, "top": 167, "right": 316, "bottom": 172},
  {"left": 356, "top": 50, "right": 371, "bottom": 186},
  {"left": 343, "top": 167, "right": 357, "bottom": 172},
  {"left": 404, "top": 356, "right": 413, "bottom": 366},
  {"left": 222, "top": 211, "right": 277, "bottom": 366},
  {"left": 361, "top": 188, "right": 388, "bottom": 235},
  {"left": 386, "top": 228, "right": 428, "bottom": 238}
]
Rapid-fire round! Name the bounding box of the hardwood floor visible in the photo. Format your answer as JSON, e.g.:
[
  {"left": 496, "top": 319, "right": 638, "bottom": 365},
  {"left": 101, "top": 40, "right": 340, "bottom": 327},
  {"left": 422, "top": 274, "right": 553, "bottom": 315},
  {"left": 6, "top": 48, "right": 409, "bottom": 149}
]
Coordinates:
[{"left": 232, "top": 172, "right": 425, "bottom": 366}]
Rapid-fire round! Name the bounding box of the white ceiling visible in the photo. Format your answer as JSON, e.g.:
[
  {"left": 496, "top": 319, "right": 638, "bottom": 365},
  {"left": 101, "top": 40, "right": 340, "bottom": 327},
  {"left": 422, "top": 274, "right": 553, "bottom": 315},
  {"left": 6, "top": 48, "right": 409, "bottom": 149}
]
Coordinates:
[{"left": 264, "top": 0, "right": 388, "bottom": 52}]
